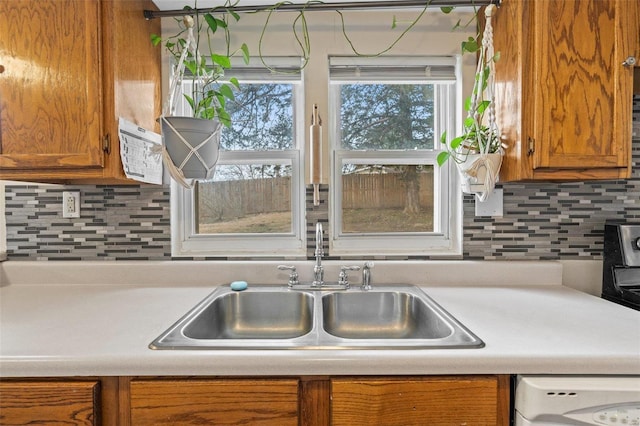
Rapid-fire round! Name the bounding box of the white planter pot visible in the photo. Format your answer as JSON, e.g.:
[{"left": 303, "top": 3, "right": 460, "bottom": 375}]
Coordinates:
[
  {"left": 457, "top": 153, "right": 502, "bottom": 196},
  {"left": 161, "top": 116, "right": 221, "bottom": 180}
]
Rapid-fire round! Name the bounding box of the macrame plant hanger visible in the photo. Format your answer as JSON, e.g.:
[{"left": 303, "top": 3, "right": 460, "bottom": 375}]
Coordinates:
[
  {"left": 462, "top": 4, "right": 502, "bottom": 202},
  {"left": 158, "top": 16, "right": 221, "bottom": 189}
]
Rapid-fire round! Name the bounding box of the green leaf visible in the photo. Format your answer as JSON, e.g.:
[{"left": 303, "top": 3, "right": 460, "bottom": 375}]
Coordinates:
[
  {"left": 476, "top": 100, "right": 491, "bottom": 114},
  {"left": 452, "top": 19, "right": 462, "bottom": 30},
  {"left": 463, "top": 116, "right": 475, "bottom": 128},
  {"left": 204, "top": 14, "right": 218, "bottom": 32},
  {"left": 184, "top": 60, "right": 198, "bottom": 76},
  {"left": 216, "top": 94, "right": 226, "bottom": 108},
  {"left": 440, "top": 131, "right": 447, "bottom": 144},
  {"left": 450, "top": 136, "right": 464, "bottom": 150},
  {"left": 219, "top": 84, "right": 235, "bottom": 100},
  {"left": 217, "top": 108, "right": 232, "bottom": 127},
  {"left": 463, "top": 97, "right": 472, "bottom": 112},
  {"left": 229, "top": 77, "right": 240, "bottom": 89},
  {"left": 461, "top": 37, "right": 479, "bottom": 54},
  {"left": 150, "top": 34, "right": 162, "bottom": 46},
  {"left": 440, "top": 6, "right": 454, "bottom": 14},
  {"left": 436, "top": 151, "right": 450, "bottom": 166},
  {"left": 216, "top": 18, "right": 228, "bottom": 29},
  {"left": 391, "top": 15, "right": 397, "bottom": 29},
  {"left": 212, "top": 54, "right": 231, "bottom": 69},
  {"left": 184, "top": 94, "right": 195, "bottom": 110},
  {"left": 229, "top": 10, "right": 241, "bottom": 21},
  {"left": 492, "top": 51, "right": 501, "bottom": 62},
  {"left": 240, "top": 43, "right": 250, "bottom": 64}
]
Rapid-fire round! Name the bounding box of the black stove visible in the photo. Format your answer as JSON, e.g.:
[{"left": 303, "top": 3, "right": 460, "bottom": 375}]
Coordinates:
[{"left": 602, "top": 221, "right": 640, "bottom": 310}]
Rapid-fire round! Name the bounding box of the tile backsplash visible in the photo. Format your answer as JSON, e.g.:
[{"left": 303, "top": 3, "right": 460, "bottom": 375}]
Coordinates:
[{"left": 4, "top": 96, "right": 640, "bottom": 261}]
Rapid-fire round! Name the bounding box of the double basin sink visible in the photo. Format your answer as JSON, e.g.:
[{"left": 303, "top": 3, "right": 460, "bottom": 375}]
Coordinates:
[{"left": 150, "top": 285, "right": 484, "bottom": 350}]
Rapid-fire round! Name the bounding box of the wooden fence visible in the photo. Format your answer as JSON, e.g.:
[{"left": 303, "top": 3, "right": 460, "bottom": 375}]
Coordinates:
[
  {"left": 341, "top": 172, "right": 433, "bottom": 209},
  {"left": 197, "top": 171, "right": 434, "bottom": 222},
  {"left": 198, "top": 177, "right": 291, "bottom": 223}
]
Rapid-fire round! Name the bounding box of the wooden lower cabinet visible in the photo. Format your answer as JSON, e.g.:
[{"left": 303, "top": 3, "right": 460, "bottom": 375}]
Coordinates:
[
  {"left": 125, "top": 375, "right": 509, "bottom": 426},
  {"left": 128, "top": 378, "right": 300, "bottom": 426},
  {"left": 0, "top": 380, "right": 100, "bottom": 425},
  {"left": 331, "top": 376, "right": 510, "bottom": 426},
  {"left": 0, "top": 375, "right": 510, "bottom": 425}
]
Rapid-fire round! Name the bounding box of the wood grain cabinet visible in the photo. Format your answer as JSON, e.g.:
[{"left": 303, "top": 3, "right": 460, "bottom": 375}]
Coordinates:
[
  {"left": 0, "top": 375, "right": 509, "bottom": 425},
  {"left": 0, "top": 0, "right": 161, "bottom": 183},
  {"left": 123, "top": 375, "right": 508, "bottom": 426},
  {"left": 0, "top": 380, "right": 100, "bottom": 425},
  {"left": 128, "top": 378, "right": 300, "bottom": 426},
  {"left": 494, "top": 0, "right": 639, "bottom": 181},
  {"left": 331, "top": 376, "right": 510, "bottom": 426}
]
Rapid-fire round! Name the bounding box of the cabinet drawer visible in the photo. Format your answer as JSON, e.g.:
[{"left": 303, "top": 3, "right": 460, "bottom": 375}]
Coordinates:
[
  {"left": 129, "top": 378, "right": 299, "bottom": 426},
  {"left": 0, "top": 380, "right": 100, "bottom": 425},
  {"left": 332, "top": 376, "right": 505, "bottom": 426}
]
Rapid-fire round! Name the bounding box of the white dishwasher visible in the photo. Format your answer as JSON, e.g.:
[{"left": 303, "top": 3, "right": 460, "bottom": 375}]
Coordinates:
[{"left": 515, "top": 376, "right": 640, "bottom": 425}]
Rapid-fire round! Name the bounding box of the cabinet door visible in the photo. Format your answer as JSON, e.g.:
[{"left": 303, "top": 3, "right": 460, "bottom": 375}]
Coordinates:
[
  {"left": 0, "top": 380, "right": 100, "bottom": 425},
  {"left": 496, "top": 0, "right": 637, "bottom": 181},
  {"left": 99, "top": 0, "right": 162, "bottom": 183},
  {"left": 530, "top": 0, "right": 632, "bottom": 172},
  {"left": 331, "top": 376, "right": 508, "bottom": 426},
  {"left": 0, "top": 0, "right": 161, "bottom": 183},
  {"left": 0, "top": 0, "right": 103, "bottom": 171},
  {"left": 129, "top": 378, "right": 299, "bottom": 425}
]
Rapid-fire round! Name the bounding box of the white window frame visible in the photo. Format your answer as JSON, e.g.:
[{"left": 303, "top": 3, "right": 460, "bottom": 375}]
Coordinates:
[
  {"left": 171, "top": 59, "right": 306, "bottom": 257},
  {"left": 167, "top": 10, "right": 476, "bottom": 258},
  {"left": 329, "top": 56, "right": 463, "bottom": 256}
]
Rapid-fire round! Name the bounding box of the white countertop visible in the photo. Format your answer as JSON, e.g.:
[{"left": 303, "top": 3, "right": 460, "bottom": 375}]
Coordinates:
[{"left": 1, "top": 261, "right": 639, "bottom": 377}]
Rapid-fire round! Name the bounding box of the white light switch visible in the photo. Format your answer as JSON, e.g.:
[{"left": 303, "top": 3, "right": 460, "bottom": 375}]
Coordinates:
[{"left": 475, "top": 188, "right": 503, "bottom": 217}]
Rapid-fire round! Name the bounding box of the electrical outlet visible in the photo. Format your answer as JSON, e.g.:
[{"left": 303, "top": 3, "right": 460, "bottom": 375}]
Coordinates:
[{"left": 62, "top": 191, "right": 80, "bottom": 218}]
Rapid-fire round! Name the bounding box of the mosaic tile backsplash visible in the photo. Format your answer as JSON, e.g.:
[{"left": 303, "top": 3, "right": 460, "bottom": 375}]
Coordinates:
[{"left": 4, "top": 96, "right": 640, "bottom": 261}]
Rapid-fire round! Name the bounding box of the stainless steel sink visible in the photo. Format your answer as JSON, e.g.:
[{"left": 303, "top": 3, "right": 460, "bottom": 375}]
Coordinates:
[
  {"left": 322, "top": 291, "right": 453, "bottom": 339},
  {"left": 150, "top": 285, "right": 484, "bottom": 350},
  {"left": 183, "top": 291, "right": 314, "bottom": 339}
]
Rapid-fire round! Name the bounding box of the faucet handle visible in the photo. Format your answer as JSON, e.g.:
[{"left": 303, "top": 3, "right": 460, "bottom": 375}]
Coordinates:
[
  {"left": 277, "top": 265, "right": 299, "bottom": 288},
  {"left": 338, "top": 265, "right": 361, "bottom": 289}
]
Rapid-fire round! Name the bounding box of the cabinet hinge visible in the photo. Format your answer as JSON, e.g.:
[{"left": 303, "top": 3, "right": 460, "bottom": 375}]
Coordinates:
[
  {"left": 103, "top": 134, "right": 111, "bottom": 155},
  {"left": 527, "top": 137, "right": 535, "bottom": 156}
]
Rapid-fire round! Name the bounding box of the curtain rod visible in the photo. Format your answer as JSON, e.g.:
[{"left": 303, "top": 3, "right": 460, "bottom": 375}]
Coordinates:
[{"left": 144, "top": 0, "right": 500, "bottom": 20}]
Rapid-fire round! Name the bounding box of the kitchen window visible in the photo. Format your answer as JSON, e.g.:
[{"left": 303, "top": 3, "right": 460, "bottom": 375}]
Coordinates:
[
  {"left": 329, "top": 57, "right": 461, "bottom": 255},
  {"left": 170, "top": 10, "right": 471, "bottom": 258},
  {"left": 171, "top": 59, "right": 306, "bottom": 257}
]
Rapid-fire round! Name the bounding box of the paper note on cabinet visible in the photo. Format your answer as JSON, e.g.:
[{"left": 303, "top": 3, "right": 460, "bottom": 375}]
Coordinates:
[{"left": 118, "top": 118, "right": 163, "bottom": 185}]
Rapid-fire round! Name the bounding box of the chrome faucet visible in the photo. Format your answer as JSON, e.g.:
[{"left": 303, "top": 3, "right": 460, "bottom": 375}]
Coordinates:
[
  {"left": 361, "top": 261, "right": 374, "bottom": 291},
  {"left": 312, "top": 222, "right": 324, "bottom": 287}
]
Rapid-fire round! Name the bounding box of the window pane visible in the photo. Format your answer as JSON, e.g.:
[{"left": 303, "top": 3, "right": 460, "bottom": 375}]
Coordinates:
[
  {"left": 196, "top": 164, "right": 292, "bottom": 234},
  {"left": 341, "top": 163, "right": 434, "bottom": 233},
  {"left": 338, "top": 84, "right": 434, "bottom": 150},
  {"left": 221, "top": 83, "right": 294, "bottom": 151}
]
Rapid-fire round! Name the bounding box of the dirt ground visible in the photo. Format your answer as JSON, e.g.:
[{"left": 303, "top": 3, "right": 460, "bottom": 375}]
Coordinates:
[{"left": 198, "top": 208, "right": 434, "bottom": 234}]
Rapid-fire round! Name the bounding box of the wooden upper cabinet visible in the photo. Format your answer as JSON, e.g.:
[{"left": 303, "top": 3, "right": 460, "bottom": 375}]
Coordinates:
[
  {"left": 0, "top": 0, "right": 161, "bottom": 183},
  {"left": 0, "top": 1, "right": 103, "bottom": 171},
  {"left": 495, "top": 0, "right": 638, "bottom": 181}
]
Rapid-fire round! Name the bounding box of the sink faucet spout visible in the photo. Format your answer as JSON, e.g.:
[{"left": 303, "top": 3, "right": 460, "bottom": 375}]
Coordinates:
[{"left": 313, "top": 222, "right": 324, "bottom": 287}]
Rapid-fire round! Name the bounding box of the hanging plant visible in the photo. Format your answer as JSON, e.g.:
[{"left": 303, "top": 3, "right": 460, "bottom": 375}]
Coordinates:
[
  {"left": 150, "top": 2, "right": 250, "bottom": 187},
  {"left": 437, "top": 5, "right": 504, "bottom": 201},
  {"left": 151, "top": 3, "right": 250, "bottom": 126}
]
